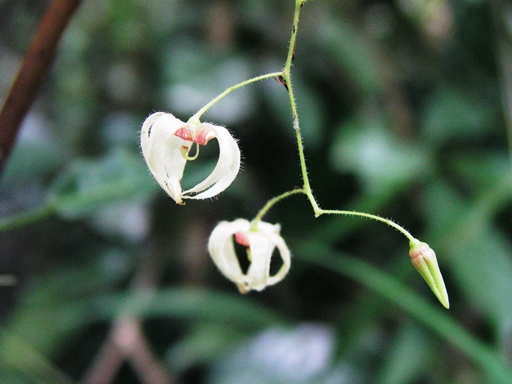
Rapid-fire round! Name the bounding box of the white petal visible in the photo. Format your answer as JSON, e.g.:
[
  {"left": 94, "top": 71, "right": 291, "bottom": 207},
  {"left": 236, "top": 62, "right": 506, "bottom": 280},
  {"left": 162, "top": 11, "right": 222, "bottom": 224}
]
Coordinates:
[
  {"left": 183, "top": 123, "right": 240, "bottom": 200},
  {"left": 246, "top": 222, "right": 291, "bottom": 291},
  {"left": 265, "top": 232, "right": 291, "bottom": 286},
  {"left": 245, "top": 230, "right": 274, "bottom": 291},
  {"left": 141, "top": 112, "right": 190, "bottom": 204},
  {"left": 208, "top": 219, "right": 291, "bottom": 294},
  {"left": 208, "top": 219, "right": 250, "bottom": 289}
]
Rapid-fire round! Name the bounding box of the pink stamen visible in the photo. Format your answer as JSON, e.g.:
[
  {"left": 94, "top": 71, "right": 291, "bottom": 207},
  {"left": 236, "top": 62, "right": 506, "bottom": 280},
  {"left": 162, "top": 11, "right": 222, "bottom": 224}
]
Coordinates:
[
  {"left": 174, "top": 127, "right": 214, "bottom": 145},
  {"left": 174, "top": 127, "right": 194, "bottom": 141},
  {"left": 235, "top": 232, "right": 250, "bottom": 247},
  {"left": 194, "top": 129, "right": 214, "bottom": 145}
]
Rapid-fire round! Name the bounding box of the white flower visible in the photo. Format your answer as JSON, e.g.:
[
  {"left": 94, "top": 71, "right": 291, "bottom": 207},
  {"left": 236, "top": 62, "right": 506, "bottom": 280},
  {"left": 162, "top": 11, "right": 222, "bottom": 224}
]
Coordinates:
[
  {"left": 140, "top": 112, "right": 240, "bottom": 205},
  {"left": 208, "top": 218, "right": 291, "bottom": 293}
]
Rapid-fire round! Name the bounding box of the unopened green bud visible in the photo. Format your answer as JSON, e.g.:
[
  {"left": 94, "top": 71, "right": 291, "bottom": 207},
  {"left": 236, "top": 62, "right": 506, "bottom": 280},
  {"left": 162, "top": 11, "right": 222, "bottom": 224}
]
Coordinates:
[{"left": 409, "top": 239, "right": 450, "bottom": 309}]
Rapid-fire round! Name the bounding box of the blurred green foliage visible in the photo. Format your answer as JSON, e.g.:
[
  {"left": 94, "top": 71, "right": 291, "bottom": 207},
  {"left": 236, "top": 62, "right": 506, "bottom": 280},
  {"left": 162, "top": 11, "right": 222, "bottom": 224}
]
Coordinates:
[{"left": 1, "top": 0, "right": 512, "bottom": 383}]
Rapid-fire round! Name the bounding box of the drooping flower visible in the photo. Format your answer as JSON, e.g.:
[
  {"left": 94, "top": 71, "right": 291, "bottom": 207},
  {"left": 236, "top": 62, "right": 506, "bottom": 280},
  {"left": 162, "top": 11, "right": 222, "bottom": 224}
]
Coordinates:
[
  {"left": 208, "top": 219, "right": 291, "bottom": 294},
  {"left": 409, "top": 239, "right": 450, "bottom": 309},
  {"left": 140, "top": 112, "right": 240, "bottom": 205}
]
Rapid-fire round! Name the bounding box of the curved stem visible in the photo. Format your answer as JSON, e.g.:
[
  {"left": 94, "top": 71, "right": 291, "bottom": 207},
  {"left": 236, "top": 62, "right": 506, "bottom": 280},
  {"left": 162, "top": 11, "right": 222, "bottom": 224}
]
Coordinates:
[
  {"left": 181, "top": 143, "right": 200, "bottom": 161},
  {"left": 188, "top": 72, "right": 283, "bottom": 124},
  {"left": 250, "top": 188, "right": 305, "bottom": 230},
  {"left": 280, "top": 1, "right": 414, "bottom": 246},
  {"left": 317, "top": 209, "right": 416, "bottom": 244}
]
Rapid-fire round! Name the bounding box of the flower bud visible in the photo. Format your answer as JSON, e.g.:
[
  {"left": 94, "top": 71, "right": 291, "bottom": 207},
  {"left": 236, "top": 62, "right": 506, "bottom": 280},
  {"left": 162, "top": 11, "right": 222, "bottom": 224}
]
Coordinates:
[{"left": 409, "top": 239, "right": 450, "bottom": 309}]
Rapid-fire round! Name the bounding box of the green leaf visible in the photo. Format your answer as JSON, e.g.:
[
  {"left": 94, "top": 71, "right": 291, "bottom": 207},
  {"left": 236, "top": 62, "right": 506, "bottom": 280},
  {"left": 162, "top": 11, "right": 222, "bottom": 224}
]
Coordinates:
[
  {"left": 0, "top": 330, "right": 76, "bottom": 384},
  {"left": 330, "top": 116, "right": 430, "bottom": 194},
  {"left": 82, "top": 287, "right": 289, "bottom": 329},
  {"left": 376, "top": 322, "right": 434, "bottom": 384},
  {"left": 315, "top": 16, "right": 381, "bottom": 95},
  {"left": 166, "top": 323, "right": 246, "bottom": 372},
  {"left": 295, "top": 240, "right": 512, "bottom": 383},
  {"left": 48, "top": 148, "right": 158, "bottom": 219},
  {"left": 420, "top": 87, "right": 495, "bottom": 143},
  {"left": 423, "top": 178, "right": 512, "bottom": 327},
  {"left": 449, "top": 151, "right": 511, "bottom": 195}
]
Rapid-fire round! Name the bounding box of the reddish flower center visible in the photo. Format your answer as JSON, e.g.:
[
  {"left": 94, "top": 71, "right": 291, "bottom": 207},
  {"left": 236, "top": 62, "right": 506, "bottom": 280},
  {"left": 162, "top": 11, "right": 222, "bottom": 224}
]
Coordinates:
[
  {"left": 174, "top": 127, "right": 214, "bottom": 145},
  {"left": 234, "top": 232, "right": 250, "bottom": 247}
]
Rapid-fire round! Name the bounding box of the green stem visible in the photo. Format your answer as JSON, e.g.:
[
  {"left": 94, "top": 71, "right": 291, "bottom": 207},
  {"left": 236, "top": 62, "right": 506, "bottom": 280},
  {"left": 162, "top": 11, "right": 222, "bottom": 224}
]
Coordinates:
[
  {"left": 280, "top": 1, "right": 321, "bottom": 216},
  {"left": 317, "top": 209, "right": 416, "bottom": 244},
  {"left": 282, "top": 1, "right": 302, "bottom": 120},
  {"left": 295, "top": 127, "right": 321, "bottom": 214},
  {"left": 280, "top": 1, "right": 414, "bottom": 246},
  {"left": 250, "top": 188, "right": 305, "bottom": 230},
  {"left": 284, "top": 1, "right": 304, "bottom": 75},
  {"left": 188, "top": 72, "right": 283, "bottom": 124},
  {"left": 0, "top": 205, "right": 54, "bottom": 232}
]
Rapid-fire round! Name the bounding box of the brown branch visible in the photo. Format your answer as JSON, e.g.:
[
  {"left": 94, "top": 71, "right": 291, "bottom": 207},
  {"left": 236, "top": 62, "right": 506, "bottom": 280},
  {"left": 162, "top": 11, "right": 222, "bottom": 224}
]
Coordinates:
[
  {"left": 81, "top": 250, "right": 175, "bottom": 384},
  {"left": 0, "top": 0, "right": 83, "bottom": 176},
  {"left": 81, "top": 317, "right": 173, "bottom": 384},
  {"left": 80, "top": 336, "right": 124, "bottom": 384}
]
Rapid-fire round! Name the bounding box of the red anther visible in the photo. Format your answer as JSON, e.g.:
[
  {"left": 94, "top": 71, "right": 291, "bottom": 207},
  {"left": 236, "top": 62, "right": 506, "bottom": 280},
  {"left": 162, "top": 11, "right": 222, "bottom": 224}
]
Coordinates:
[
  {"left": 234, "top": 232, "right": 250, "bottom": 247},
  {"left": 174, "top": 127, "right": 194, "bottom": 141},
  {"left": 174, "top": 126, "right": 213, "bottom": 145},
  {"left": 194, "top": 129, "right": 214, "bottom": 145}
]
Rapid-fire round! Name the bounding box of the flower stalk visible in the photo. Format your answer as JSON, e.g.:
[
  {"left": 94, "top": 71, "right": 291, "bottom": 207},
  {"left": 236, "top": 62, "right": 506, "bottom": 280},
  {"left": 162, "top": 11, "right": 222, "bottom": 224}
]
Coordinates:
[
  {"left": 140, "top": 0, "right": 450, "bottom": 306},
  {"left": 188, "top": 72, "right": 283, "bottom": 125}
]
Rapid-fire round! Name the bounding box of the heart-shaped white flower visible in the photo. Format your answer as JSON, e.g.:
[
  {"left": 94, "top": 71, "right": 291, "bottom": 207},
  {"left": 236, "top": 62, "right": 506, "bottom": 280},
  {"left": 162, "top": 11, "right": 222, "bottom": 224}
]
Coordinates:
[
  {"left": 141, "top": 112, "right": 240, "bottom": 205},
  {"left": 208, "top": 218, "right": 291, "bottom": 293}
]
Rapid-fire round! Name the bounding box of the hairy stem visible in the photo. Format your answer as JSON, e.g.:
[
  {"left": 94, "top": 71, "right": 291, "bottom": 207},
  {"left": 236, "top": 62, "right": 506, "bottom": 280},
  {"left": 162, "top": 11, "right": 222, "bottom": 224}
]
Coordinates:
[
  {"left": 188, "top": 72, "right": 283, "bottom": 124},
  {"left": 317, "top": 209, "right": 416, "bottom": 244},
  {"left": 250, "top": 188, "right": 305, "bottom": 230},
  {"left": 281, "top": 0, "right": 414, "bottom": 246}
]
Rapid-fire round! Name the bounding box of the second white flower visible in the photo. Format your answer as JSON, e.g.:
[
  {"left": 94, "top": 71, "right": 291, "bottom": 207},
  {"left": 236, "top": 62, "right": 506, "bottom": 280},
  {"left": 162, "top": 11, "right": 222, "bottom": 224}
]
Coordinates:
[{"left": 208, "top": 218, "right": 291, "bottom": 294}]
